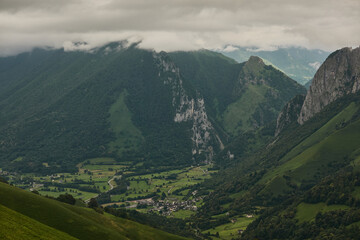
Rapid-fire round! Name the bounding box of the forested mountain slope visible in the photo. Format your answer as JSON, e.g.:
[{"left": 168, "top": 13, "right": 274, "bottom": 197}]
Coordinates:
[
  {"left": 190, "top": 47, "right": 360, "bottom": 239},
  {"left": 0, "top": 42, "right": 305, "bottom": 173}
]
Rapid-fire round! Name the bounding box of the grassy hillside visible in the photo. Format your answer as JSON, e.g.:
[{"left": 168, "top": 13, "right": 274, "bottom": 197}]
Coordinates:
[
  {"left": 0, "top": 204, "right": 78, "bottom": 240},
  {"left": 295, "top": 202, "right": 349, "bottom": 223},
  {"left": 223, "top": 84, "right": 269, "bottom": 133},
  {"left": 279, "top": 102, "right": 358, "bottom": 164},
  {"left": 241, "top": 171, "right": 360, "bottom": 240},
  {"left": 108, "top": 90, "right": 144, "bottom": 157},
  {"left": 260, "top": 102, "right": 360, "bottom": 195},
  {"left": 0, "top": 182, "right": 187, "bottom": 240}
]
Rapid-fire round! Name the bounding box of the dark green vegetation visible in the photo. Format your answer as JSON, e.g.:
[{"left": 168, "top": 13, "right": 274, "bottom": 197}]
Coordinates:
[
  {"left": 242, "top": 171, "right": 360, "bottom": 240},
  {"left": 0, "top": 42, "right": 193, "bottom": 172},
  {"left": 104, "top": 207, "right": 196, "bottom": 238},
  {"left": 0, "top": 182, "right": 188, "bottom": 240},
  {"left": 189, "top": 93, "right": 360, "bottom": 239},
  {"left": 1, "top": 43, "right": 355, "bottom": 239},
  {"left": 219, "top": 46, "right": 329, "bottom": 85},
  {"left": 0, "top": 43, "right": 305, "bottom": 173}
]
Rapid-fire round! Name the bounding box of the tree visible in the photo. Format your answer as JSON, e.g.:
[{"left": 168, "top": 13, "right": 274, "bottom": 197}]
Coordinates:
[
  {"left": 88, "top": 198, "right": 99, "bottom": 208},
  {"left": 0, "top": 176, "right": 8, "bottom": 184},
  {"left": 56, "top": 193, "right": 76, "bottom": 205},
  {"left": 161, "top": 192, "right": 167, "bottom": 200}
]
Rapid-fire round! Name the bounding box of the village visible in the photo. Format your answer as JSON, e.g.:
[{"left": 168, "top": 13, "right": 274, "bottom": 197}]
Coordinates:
[{"left": 0, "top": 163, "right": 213, "bottom": 219}]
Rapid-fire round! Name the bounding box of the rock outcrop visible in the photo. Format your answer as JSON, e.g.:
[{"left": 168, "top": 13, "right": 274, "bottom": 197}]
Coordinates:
[
  {"left": 153, "top": 52, "right": 223, "bottom": 162},
  {"left": 275, "top": 94, "right": 305, "bottom": 136},
  {"left": 298, "top": 47, "right": 360, "bottom": 124}
]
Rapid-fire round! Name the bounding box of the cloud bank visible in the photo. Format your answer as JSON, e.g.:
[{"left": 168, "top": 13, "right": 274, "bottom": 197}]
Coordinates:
[{"left": 0, "top": 0, "right": 359, "bottom": 56}]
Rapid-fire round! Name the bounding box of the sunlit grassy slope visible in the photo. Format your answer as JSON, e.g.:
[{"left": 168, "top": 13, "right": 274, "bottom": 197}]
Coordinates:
[
  {"left": 0, "top": 204, "right": 78, "bottom": 240},
  {"left": 260, "top": 101, "right": 360, "bottom": 195},
  {"left": 295, "top": 202, "right": 350, "bottom": 223},
  {"left": 0, "top": 183, "right": 187, "bottom": 240},
  {"left": 223, "top": 84, "right": 269, "bottom": 133},
  {"left": 108, "top": 90, "right": 144, "bottom": 157}
]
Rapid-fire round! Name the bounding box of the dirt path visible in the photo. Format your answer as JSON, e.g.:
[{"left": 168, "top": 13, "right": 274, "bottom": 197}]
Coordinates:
[
  {"left": 85, "top": 175, "right": 121, "bottom": 203},
  {"left": 168, "top": 186, "right": 174, "bottom": 194},
  {"left": 108, "top": 177, "right": 115, "bottom": 191}
]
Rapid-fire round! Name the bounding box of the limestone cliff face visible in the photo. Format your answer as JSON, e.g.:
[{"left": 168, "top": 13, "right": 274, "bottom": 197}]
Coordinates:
[
  {"left": 275, "top": 95, "right": 305, "bottom": 136},
  {"left": 153, "top": 52, "right": 223, "bottom": 162},
  {"left": 298, "top": 47, "right": 360, "bottom": 124}
]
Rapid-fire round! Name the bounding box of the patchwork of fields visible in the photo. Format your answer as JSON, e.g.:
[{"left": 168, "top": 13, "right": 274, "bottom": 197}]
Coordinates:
[{"left": 7, "top": 157, "right": 216, "bottom": 218}]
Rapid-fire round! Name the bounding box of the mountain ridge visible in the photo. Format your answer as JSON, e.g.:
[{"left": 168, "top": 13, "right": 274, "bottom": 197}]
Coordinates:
[
  {"left": 189, "top": 46, "right": 360, "bottom": 239},
  {"left": 298, "top": 46, "right": 360, "bottom": 124},
  {"left": 0, "top": 43, "right": 305, "bottom": 172}
]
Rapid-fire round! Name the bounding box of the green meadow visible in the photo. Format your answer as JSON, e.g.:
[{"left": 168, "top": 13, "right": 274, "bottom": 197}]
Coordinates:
[
  {"left": 202, "top": 216, "right": 257, "bottom": 240},
  {"left": 296, "top": 202, "right": 350, "bottom": 223}
]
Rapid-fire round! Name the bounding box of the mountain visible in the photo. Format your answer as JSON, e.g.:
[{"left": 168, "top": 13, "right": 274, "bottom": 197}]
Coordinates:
[
  {"left": 218, "top": 46, "right": 330, "bottom": 85},
  {"left": 298, "top": 47, "right": 360, "bottom": 124},
  {"left": 0, "top": 43, "right": 305, "bottom": 173},
  {"left": 169, "top": 51, "right": 306, "bottom": 136},
  {"left": 191, "top": 47, "right": 360, "bottom": 239},
  {"left": 239, "top": 99, "right": 360, "bottom": 239},
  {"left": 0, "top": 42, "right": 357, "bottom": 239},
  {"left": 0, "top": 182, "right": 187, "bottom": 240}
]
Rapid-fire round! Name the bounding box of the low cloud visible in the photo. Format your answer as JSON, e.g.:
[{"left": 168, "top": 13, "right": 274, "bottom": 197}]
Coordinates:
[{"left": 0, "top": 0, "right": 359, "bottom": 56}]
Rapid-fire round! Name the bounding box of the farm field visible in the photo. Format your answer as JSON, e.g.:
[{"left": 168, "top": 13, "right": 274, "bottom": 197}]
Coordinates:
[
  {"left": 295, "top": 202, "right": 350, "bottom": 223},
  {"left": 8, "top": 158, "right": 129, "bottom": 201},
  {"left": 202, "top": 215, "right": 257, "bottom": 240},
  {"left": 7, "top": 157, "right": 216, "bottom": 217},
  {"left": 110, "top": 165, "right": 215, "bottom": 202}
]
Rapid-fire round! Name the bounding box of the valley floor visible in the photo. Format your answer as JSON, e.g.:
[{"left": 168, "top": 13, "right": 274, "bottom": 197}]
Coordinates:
[{"left": 3, "top": 158, "right": 216, "bottom": 218}]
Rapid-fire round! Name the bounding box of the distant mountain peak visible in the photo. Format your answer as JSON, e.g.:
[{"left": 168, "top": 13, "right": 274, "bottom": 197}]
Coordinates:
[
  {"left": 244, "top": 56, "right": 265, "bottom": 68},
  {"left": 242, "top": 56, "right": 267, "bottom": 77},
  {"left": 217, "top": 46, "right": 330, "bottom": 85},
  {"left": 247, "top": 55, "right": 265, "bottom": 64}
]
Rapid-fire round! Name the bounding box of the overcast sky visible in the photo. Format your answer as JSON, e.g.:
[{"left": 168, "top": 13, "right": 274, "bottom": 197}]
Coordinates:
[{"left": 0, "top": 0, "right": 359, "bottom": 56}]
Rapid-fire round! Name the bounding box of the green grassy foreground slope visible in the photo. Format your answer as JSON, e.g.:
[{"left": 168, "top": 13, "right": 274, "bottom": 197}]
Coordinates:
[
  {"left": 0, "top": 204, "right": 78, "bottom": 240},
  {"left": 0, "top": 183, "right": 187, "bottom": 240}
]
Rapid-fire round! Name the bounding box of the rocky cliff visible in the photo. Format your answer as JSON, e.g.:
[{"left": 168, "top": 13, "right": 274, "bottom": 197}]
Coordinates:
[
  {"left": 275, "top": 94, "right": 305, "bottom": 136},
  {"left": 154, "top": 52, "right": 223, "bottom": 162},
  {"left": 298, "top": 47, "right": 360, "bottom": 124}
]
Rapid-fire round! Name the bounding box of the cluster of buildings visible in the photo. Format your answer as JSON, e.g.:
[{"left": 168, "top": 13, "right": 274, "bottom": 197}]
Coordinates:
[{"left": 149, "top": 197, "right": 202, "bottom": 216}]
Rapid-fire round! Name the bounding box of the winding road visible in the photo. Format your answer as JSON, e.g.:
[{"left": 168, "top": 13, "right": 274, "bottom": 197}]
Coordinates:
[{"left": 85, "top": 175, "right": 121, "bottom": 203}]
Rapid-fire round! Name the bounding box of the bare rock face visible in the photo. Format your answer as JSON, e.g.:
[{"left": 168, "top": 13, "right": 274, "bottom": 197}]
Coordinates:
[
  {"left": 298, "top": 47, "right": 360, "bottom": 124},
  {"left": 275, "top": 94, "right": 305, "bottom": 136},
  {"left": 153, "top": 52, "right": 223, "bottom": 162}
]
